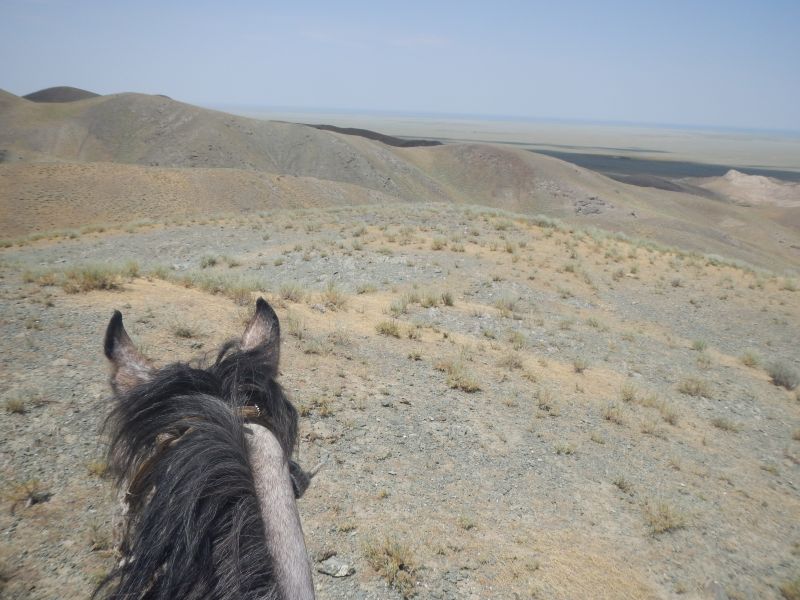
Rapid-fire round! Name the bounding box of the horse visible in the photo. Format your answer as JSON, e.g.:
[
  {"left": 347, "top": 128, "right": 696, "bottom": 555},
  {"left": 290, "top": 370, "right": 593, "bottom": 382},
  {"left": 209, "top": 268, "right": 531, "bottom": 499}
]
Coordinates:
[{"left": 96, "top": 297, "right": 317, "bottom": 600}]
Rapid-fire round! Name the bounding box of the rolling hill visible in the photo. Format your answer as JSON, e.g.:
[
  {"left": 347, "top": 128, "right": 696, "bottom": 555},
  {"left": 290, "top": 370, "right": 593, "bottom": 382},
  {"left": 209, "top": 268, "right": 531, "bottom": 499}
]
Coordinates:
[{"left": 0, "top": 90, "right": 797, "bottom": 271}]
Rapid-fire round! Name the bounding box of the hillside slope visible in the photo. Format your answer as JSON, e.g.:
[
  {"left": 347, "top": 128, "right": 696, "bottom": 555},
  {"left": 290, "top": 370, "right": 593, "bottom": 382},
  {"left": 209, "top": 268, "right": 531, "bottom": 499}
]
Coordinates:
[{"left": 0, "top": 91, "right": 797, "bottom": 270}]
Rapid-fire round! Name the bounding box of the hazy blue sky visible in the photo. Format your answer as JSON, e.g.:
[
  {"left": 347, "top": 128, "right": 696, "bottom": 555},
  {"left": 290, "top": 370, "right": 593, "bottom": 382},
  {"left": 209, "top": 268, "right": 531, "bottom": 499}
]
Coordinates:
[{"left": 2, "top": 0, "right": 798, "bottom": 130}]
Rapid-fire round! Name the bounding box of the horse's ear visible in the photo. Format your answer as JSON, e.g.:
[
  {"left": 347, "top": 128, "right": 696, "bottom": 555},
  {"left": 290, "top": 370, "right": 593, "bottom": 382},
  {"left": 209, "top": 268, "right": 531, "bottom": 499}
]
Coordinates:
[
  {"left": 104, "top": 310, "right": 153, "bottom": 395},
  {"left": 242, "top": 297, "right": 280, "bottom": 367}
]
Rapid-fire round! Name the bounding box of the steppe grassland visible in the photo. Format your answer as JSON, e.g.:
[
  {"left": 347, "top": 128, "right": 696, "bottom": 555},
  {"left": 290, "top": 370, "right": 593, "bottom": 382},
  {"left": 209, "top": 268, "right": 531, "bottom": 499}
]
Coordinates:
[{"left": 1, "top": 203, "right": 799, "bottom": 599}]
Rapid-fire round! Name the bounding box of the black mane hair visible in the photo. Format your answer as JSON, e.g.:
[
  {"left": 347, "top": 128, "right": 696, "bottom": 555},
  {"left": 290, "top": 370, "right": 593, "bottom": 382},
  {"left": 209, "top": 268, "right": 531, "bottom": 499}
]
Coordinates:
[{"left": 96, "top": 340, "right": 301, "bottom": 600}]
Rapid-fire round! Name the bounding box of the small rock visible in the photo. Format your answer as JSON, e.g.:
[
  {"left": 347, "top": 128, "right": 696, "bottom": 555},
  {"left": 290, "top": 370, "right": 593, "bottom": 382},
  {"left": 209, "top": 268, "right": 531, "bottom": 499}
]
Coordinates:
[{"left": 317, "top": 557, "right": 355, "bottom": 578}]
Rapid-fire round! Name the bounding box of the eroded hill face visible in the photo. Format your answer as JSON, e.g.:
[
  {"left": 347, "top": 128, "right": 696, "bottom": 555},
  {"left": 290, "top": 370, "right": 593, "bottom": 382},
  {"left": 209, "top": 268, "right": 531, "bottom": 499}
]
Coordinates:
[
  {"left": 0, "top": 92, "right": 798, "bottom": 271},
  {"left": 1, "top": 204, "right": 798, "bottom": 599}
]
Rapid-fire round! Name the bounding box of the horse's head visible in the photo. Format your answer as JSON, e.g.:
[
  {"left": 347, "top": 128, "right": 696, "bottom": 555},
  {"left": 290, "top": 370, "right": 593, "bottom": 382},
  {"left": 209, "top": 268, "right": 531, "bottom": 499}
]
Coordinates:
[
  {"left": 104, "top": 297, "right": 297, "bottom": 458},
  {"left": 98, "top": 298, "right": 316, "bottom": 599}
]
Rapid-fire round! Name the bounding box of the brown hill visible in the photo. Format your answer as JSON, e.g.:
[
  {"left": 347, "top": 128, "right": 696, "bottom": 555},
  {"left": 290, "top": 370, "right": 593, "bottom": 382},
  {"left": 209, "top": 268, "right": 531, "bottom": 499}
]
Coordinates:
[
  {"left": 0, "top": 162, "right": 404, "bottom": 236},
  {"left": 22, "top": 86, "right": 100, "bottom": 103},
  {"left": 0, "top": 92, "right": 797, "bottom": 270}
]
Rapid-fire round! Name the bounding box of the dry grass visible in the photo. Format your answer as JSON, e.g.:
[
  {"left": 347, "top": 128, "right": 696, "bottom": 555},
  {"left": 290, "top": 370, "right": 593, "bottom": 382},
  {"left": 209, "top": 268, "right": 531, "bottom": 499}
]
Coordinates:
[
  {"left": 508, "top": 330, "right": 526, "bottom": 350},
  {"left": 435, "top": 359, "right": 481, "bottom": 393},
  {"left": 536, "top": 388, "right": 560, "bottom": 416},
  {"left": 494, "top": 294, "right": 519, "bottom": 317},
  {"left": 711, "top": 417, "right": 740, "bottom": 432},
  {"left": 199, "top": 254, "right": 218, "bottom": 268},
  {"left": 602, "top": 403, "right": 626, "bottom": 425},
  {"left": 677, "top": 377, "right": 712, "bottom": 398},
  {"left": 321, "top": 282, "right": 347, "bottom": 311},
  {"left": 498, "top": 352, "right": 524, "bottom": 370},
  {"left": 457, "top": 515, "right": 477, "bottom": 531},
  {"left": 8, "top": 479, "right": 51, "bottom": 513},
  {"left": 4, "top": 396, "right": 26, "bottom": 414},
  {"left": 376, "top": 320, "right": 402, "bottom": 338},
  {"left": 740, "top": 351, "right": 760, "bottom": 368},
  {"left": 173, "top": 324, "right": 197, "bottom": 339},
  {"left": 86, "top": 460, "right": 108, "bottom": 478},
  {"left": 283, "top": 312, "right": 307, "bottom": 339},
  {"left": 62, "top": 264, "right": 126, "bottom": 293},
  {"left": 554, "top": 443, "right": 576, "bottom": 455},
  {"left": 643, "top": 499, "right": 686, "bottom": 535},
  {"left": 767, "top": 361, "right": 800, "bottom": 390},
  {"left": 613, "top": 477, "right": 633, "bottom": 494},
  {"left": 279, "top": 282, "right": 306, "bottom": 303},
  {"left": 620, "top": 383, "right": 637, "bottom": 403},
  {"left": 364, "top": 538, "right": 417, "bottom": 598},
  {"left": 88, "top": 520, "right": 112, "bottom": 552}
]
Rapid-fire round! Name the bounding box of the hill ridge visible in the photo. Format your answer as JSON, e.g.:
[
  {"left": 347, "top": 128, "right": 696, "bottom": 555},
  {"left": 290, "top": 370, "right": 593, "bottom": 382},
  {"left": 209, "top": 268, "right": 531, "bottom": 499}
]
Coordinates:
[
  {"left": 0, "top": 91, "right": 797, "bottom": 270},
  {"left": 22, "top": 86, "right": 100, "bottom": 103}
]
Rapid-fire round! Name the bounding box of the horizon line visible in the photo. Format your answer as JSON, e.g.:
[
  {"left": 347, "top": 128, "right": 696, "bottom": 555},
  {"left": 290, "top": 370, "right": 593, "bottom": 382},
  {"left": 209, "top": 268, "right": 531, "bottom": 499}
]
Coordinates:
[{"left": 207, "top": 101, "right": 800, "bottom": 137}]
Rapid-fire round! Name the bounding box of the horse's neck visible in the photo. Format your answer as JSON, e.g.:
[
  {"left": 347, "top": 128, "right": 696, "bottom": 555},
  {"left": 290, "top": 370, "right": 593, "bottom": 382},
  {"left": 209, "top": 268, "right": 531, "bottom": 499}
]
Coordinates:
[{"left": 247, "top": 424, "right": 315, "bottom": 600}]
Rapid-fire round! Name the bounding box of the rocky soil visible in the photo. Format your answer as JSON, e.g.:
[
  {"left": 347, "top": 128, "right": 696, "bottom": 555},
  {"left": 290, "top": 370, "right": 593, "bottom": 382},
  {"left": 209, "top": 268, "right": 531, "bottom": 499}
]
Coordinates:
[{"left": 1, "top": 203, "right": 798, "bottom": 599}]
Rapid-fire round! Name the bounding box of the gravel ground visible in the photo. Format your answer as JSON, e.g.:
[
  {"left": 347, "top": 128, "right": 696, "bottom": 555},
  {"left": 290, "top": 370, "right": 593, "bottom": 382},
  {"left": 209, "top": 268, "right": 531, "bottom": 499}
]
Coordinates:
[{"left": 1, "top": 204, "right": 798, "bottom": 599}]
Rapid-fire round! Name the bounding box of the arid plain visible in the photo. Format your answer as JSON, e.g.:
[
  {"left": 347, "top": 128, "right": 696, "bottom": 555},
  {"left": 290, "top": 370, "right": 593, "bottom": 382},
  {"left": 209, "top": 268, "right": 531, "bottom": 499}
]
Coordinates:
[{"left": 1, "top": 88, "right": 799, "bottom": 599}]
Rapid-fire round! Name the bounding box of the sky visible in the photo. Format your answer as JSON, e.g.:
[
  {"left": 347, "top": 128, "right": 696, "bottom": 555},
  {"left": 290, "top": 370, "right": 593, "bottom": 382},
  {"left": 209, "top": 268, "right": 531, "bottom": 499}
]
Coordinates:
[{"left": 1, "top": 0, "right": 799, "bottom": 131}]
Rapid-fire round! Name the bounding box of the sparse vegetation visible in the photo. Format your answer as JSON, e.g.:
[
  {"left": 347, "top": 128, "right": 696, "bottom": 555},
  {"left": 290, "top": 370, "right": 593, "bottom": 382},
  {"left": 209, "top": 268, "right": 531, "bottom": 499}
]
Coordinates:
[
  {"left": 3, "top": 195, "right": 799, "bottom": 598},
  {"left": 435, "top": 358, "right": 481, "bottom": 393},
  {"left": 173, "top": 324, "right": 197, "bottom": 338},
  {"left": 376, "top": 320, "right": 402, "bottom": 338},
  {"left": 620, "top": 383, "right": 637, "bottom": 403},
  {"left": 4, "top": 396, "right": 26, "bottom": 414},
  {"left": 555, "top": 443, "right": 575, "bottom": 455},
  {"left": 602, "top": 403, "right": 625, "bottom": 425},
  {"left": 643, "top": 499, "right": 686, "bottom": 535},
  {"left": 356, "top": 283, "right": 377, "bottom": 294},
  {"left": 494, "top": 293, "right": 518, "bottom": 317},
  {"left": 740, "top": 351, "right": 760, "bottom": 368},
  {"left": 87, "top": 460, "right": 108, "bottom": 477},
  {"left": 364, "top": 538, "right": 417, "bottom": 598},
  {"left": 573, "top": 358, "right": 589, "bottom": 373},
  {"left": 508, "top": 330, "right": 526, "bottom": 350},
  {"left": 711, "top": 417, "right": 740, "bottom": 432},
  {"left": 767, "top": 361, "right": 799, "bottom": 390},
  {"left": 457, "top": 516, "right": 477, "bottom": 530},
  {"left": 88, "top": 520, "right": 112, "bottom": 551},
  {"left": 9, "top": 479, "right": 51, "bottom": 513},
  {"left": 279, "top": 282, "right": 306, "bottom": 303},
  {"left": 498, "top": 352, "right": 523, "bottom": 370},
  {"left": 613, "top": 477, "right": 633, "bottom": 494},
  {"left": 321, "top": 282, "right": 347, "bottom": 311},
  {"left": 200, "top": 254, "right": 218, "bottom": 268},
  {"left": 62, "top": 264, "right": 126, "bottom": 293},
  {"left": 677, "top": 377, "right": 712, "bottom": 398}
]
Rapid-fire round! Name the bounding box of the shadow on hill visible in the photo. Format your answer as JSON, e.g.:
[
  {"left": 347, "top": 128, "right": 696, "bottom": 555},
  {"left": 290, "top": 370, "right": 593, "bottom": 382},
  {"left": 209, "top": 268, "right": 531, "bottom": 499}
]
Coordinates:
[{"left": 306, "top": 123, "right": 442, "bottom": 148}]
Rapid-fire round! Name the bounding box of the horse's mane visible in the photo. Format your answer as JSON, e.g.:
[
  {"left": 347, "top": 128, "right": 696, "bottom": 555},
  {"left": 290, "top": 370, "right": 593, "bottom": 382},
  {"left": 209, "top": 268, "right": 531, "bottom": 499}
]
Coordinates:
[{"left": 96, "top": 342, "right": 299, "bottom": 600}]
